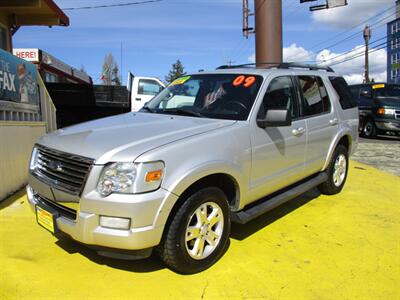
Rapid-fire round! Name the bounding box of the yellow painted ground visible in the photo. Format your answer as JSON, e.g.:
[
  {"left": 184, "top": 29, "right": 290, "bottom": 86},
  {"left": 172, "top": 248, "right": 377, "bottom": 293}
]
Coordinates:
[{"left": 0, "top": 161, "right": 399, "bottom": 300}]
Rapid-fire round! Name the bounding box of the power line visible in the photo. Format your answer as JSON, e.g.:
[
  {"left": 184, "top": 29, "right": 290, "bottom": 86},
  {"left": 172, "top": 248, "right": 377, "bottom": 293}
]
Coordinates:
[
  {"left": 316, "top": 34, "right": 390, "bottom": 65},
  {"left": 326, "top": 43, "right": 388, "bottom": 67},
  {"left": 306, "top": 4, "right": 396, "bottom": 51},
  {"left": 288, "top": 6, "right": 397, "bottom": 60},
  {"left": 62, "top": 0, "right": 163, "bottom": 11},
  {"left": 287, "top": 7, "right": 397, "bottom": 62}
]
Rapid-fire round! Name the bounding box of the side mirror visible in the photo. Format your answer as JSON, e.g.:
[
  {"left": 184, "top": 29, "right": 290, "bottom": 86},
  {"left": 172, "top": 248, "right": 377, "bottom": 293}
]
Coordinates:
[
  {"left": 360, "top": 90, "right": 372, "bottom": 98},
  {"left": 257, "top": 109, "right": 292, "bottom": 128}
]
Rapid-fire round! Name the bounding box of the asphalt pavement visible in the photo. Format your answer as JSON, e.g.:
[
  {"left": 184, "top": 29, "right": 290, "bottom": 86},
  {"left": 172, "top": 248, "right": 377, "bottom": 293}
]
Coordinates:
[{"left": 352, "top": 134, "right": 400, "bottom": 176}]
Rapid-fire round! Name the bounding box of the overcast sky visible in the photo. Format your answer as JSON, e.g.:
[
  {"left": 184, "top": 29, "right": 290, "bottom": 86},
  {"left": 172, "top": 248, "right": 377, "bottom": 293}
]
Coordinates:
[{"left": 13, "top": 0, "right": 395, "bottom": 84}]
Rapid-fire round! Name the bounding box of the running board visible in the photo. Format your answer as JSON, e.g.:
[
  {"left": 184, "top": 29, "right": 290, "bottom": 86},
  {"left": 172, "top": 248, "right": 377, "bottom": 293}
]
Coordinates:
[{"left": 231, "top": 172, "right": 328, "bottom": 224}]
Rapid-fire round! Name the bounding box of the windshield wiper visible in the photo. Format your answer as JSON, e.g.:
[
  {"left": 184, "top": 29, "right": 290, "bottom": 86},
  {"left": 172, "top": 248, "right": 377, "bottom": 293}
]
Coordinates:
[
  {"left": 161, "top": 108, "right": 205, "bottom": 118},
  {"left": 140, "top": 106, "right": 155, "bottom": 113}
]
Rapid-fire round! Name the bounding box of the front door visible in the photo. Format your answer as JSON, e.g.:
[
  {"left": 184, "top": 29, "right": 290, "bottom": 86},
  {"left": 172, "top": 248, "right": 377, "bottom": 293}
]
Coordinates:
[{"left": 250, "top": 76, "right": 306, "bottom": 201}]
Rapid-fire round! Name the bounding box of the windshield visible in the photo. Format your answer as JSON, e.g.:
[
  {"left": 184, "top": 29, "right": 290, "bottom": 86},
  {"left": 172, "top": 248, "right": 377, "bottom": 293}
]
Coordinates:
[
  {"left": 142, "top": 74, "right": 263, "bottom": 120},
  {"left": 374, "top": 85, "right": 400, "bottom": 99}
]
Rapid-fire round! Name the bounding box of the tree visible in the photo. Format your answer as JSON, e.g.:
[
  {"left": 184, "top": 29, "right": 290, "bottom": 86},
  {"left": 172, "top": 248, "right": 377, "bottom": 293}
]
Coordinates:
[
  {"left": 165, "top": 59, "right": 186, "bottom": 84},
  {"left": 112, "top": 65, "right": 121, "bottom": 86},
  {"left": 101, "top": 53, "right": 121, "bottom": 85}
]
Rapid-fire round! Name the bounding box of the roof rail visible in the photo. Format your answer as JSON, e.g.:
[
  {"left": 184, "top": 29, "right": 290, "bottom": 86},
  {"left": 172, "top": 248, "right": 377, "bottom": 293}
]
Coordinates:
[
  {"left": 216, "top": 62, "right": 334, "bottom": 72},
  {"left": 216, "top": 62, "right": 280, "bottom": 69},
  {"left": 278, "top": 62, "right": 334, "bottom": 72}
]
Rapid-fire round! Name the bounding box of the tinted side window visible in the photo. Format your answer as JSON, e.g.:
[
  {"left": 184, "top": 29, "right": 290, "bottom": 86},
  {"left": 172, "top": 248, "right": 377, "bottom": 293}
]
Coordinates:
[
  {"left": 258, "top": 76, "right": 299, "bottom": 119},
  {"left": 349, "top": 86, "right": 360, "bottom": 100},
  {"left": 317, "top": 77, "right": 331, "bottom": 112},
  {"left": 359, "top": 86, "right": 374, "bottom": 106},
  {"left": 329, "top": 77, "right": 358, "bottom": 109},
  {"left": 298, "top": 76, "right": 324, "bottom": 116},
  {"left": 138, "top": 79, "right": 162, "bottom": 96}
]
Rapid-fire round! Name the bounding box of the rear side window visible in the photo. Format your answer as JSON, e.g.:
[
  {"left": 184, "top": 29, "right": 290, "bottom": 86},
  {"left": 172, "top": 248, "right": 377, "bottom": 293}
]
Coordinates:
[
  {"left": 349, "top": 86, "right": 360, "bottom": 99},
  {"left": 298, "top": 76, "right": 330, "bottom": 116},
  {"left": 329, "top": 77, "right": 358, "bottom": 109},
  {"left": 317, "top": 77, "right": 331, "bottom": 112}
]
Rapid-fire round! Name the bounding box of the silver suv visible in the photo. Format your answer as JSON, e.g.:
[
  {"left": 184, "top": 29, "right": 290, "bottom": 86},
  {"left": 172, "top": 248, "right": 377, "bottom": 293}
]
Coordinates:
[{"left": 27, "top": 63, "right": 359, "bottom": 274}]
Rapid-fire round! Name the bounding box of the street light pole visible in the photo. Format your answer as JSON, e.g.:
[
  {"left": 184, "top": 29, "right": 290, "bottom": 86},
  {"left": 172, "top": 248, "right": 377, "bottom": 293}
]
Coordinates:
[
  {"left": 363, "top": 25, "right": 371, "bottom": 83},
  {"left": 255, "top": 0, "right": 282, "bottom": 65}
]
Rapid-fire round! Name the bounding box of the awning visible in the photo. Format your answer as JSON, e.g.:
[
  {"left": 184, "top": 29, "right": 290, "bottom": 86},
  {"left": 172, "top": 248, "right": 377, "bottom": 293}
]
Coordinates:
[{"left": 0, "top": 0, "right": 69, "bottom": 27}]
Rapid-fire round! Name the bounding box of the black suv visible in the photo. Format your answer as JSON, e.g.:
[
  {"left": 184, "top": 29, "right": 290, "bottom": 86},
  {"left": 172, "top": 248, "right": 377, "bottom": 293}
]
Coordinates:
[{"left": 350, "top": 83, "right": 400, "bottom": 138}]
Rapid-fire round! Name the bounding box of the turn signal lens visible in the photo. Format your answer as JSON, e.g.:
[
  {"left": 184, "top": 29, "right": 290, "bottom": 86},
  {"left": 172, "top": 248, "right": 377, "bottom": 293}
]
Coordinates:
[
  {"left": 377, "top": 108, "right": 396, "bottom": 115},
  {"left": 145, "top": 170, "right": 163, "bottom": 182}
]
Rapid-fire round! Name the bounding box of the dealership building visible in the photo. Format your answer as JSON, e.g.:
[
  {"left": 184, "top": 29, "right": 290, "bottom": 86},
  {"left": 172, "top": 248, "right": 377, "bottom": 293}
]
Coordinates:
[
  {"left": 13, "top": 48, "right": 92, "bottom": 85},
  {"left": 0, "top": 0, "right": 69, "bottom": 201}
]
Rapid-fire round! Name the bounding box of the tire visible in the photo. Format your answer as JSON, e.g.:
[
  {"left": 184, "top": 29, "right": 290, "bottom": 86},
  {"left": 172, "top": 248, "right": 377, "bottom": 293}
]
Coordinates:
[
  {"left": 362, "top": 119, "right": 377, "bottom": 138},
  {"left": 157, "top": 187, "right": 231, "bottom": 274},
  {"left": 318, "top": 145, "right": 349, "bottom": 195}
]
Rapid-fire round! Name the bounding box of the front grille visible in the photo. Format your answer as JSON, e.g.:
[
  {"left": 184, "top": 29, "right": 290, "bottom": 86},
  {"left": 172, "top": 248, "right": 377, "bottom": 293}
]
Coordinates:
[
  {"left": 33, "top": 145, "right": 94, "bottom": 196},
  {"left": 395, "top": 110, "right": 400, "bottom": 120}
]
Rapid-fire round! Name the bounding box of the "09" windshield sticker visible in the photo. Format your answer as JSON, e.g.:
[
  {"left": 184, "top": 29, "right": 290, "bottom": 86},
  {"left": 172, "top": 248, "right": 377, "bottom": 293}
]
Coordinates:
[{"left": 233, "top": 75, "right": 256, "bottom": 88}]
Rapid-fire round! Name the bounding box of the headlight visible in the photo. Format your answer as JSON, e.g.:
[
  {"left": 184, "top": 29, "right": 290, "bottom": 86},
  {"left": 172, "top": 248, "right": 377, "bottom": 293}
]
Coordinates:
[
  {"left": 29, "top": 147, "right": 39, "bottom": 171},
  {"left": 97, "top": 161, "right": 164, "bottom": 197},
  {"left": 377, "top": 108, "right": 395, "bottom": 115}
]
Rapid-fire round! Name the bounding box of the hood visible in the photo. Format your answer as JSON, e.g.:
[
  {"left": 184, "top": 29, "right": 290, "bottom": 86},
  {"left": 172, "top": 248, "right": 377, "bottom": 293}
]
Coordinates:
[
  {"left": 376, "top": 97, "right": 400, "bottom": 107},
  {"left": 38, "top": 112, "right": 236, "bottom": 164}
]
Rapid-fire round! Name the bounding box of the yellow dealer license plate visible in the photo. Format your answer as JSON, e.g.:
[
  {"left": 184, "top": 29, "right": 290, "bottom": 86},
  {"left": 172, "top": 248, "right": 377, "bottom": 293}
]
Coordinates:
[{"left": 36, "top": 205, "right": 55, "bottom": 234}]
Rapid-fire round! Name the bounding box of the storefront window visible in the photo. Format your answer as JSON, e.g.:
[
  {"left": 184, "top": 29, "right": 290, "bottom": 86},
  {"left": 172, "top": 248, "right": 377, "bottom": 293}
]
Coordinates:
[{"left": 45, "top": 71, "right": 58, "bottom": 83}]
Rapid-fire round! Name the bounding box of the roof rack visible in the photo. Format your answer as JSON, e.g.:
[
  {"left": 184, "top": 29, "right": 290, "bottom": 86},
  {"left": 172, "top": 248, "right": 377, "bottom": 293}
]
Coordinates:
[
  {"left": 216, "top": 62, "right": 280, "bottom": 69},
  {"left": 279, "top": 62, "right": 334, "bottom": 72},
  {"left": 216, "top": 62, "right": 334, "bottom": 73}
]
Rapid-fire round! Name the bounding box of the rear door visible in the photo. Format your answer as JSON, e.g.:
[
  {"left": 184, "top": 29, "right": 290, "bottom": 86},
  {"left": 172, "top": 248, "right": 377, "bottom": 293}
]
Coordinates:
[{"left": 296, "top": 75, "right": 339, "bottom": 176}]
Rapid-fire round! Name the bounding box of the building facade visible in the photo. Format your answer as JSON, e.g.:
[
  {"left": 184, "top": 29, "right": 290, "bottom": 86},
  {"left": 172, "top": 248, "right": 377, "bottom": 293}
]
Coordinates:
[
  {"left": 387, "top": 1, "right": 400, "bottom": 83},
  {"left": 0, "top": 0, "right": 69, "bottom": 201},
  {"left": 13, "top": 48, "right": 92, "bottom": 85},
  {"left": 387, "top": 18, "right": 400, "bottom": 83}
]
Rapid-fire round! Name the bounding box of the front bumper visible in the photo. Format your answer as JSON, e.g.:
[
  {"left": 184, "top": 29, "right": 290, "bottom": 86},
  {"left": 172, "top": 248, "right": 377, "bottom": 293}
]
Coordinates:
[
  {"left": 27, "top": 168, "right": 178, "bottom": 251},
  {"left": 375, "top": 118, "right": 400, "bottom": 132}
]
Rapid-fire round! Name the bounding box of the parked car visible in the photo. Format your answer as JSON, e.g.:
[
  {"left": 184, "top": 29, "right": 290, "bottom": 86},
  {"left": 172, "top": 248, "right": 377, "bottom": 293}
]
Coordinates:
[
  {"left": 26, "top": 63, "right": 358, "bottom": 274},
  {"left": 349, "top": 83, "right": 400, "bottom": 138}
]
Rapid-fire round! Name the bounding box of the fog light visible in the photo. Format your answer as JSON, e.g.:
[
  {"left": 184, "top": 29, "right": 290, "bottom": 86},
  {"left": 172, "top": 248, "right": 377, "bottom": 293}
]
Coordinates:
[{"left": 99, "top": 216, "right": 131, "bottom": 230}]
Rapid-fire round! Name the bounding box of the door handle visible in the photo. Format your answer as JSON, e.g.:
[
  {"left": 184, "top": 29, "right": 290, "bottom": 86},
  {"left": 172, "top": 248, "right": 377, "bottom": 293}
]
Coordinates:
[
  {"left": 135, "top": 98, "right": 142, "bottom": 101},
  {"left": 329, "top": 118, "right": 338, "bottom": 126},
  {"left": 292, "top": 127, "right": 305, "bottom": 136}
]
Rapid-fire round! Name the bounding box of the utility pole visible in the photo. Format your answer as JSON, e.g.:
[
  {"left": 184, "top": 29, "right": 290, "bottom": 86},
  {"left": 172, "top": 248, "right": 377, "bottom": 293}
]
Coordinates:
[
  {"left": 254, "top": 0, "right": 282, "bottom": 65},
  {"left": 242, "top": 0, "right": 348, "bottom": 66},
  {"left": 363, "top": 25, "right": 371, "bottom": 83}
]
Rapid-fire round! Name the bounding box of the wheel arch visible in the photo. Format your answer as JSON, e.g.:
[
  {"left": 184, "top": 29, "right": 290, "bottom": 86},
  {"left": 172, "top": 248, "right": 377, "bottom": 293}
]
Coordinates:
[
  {"left": 322, "top": 131, "right": 352, "bottom": 171},
  {"left": 155, "top": 171, "right": 240, "bottom": 246}
]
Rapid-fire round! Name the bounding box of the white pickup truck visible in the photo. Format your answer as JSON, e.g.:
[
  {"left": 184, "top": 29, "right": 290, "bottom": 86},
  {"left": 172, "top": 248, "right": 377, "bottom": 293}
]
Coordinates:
[{"left": 127, "top": 72, "right": 165, "bottom": 111}]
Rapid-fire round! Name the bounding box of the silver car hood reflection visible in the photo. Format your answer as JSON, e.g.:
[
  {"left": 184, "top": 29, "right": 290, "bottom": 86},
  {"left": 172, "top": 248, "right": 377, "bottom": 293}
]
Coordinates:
[{"left": 38, "top": 112, "right": 236, "bottom": 164}]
